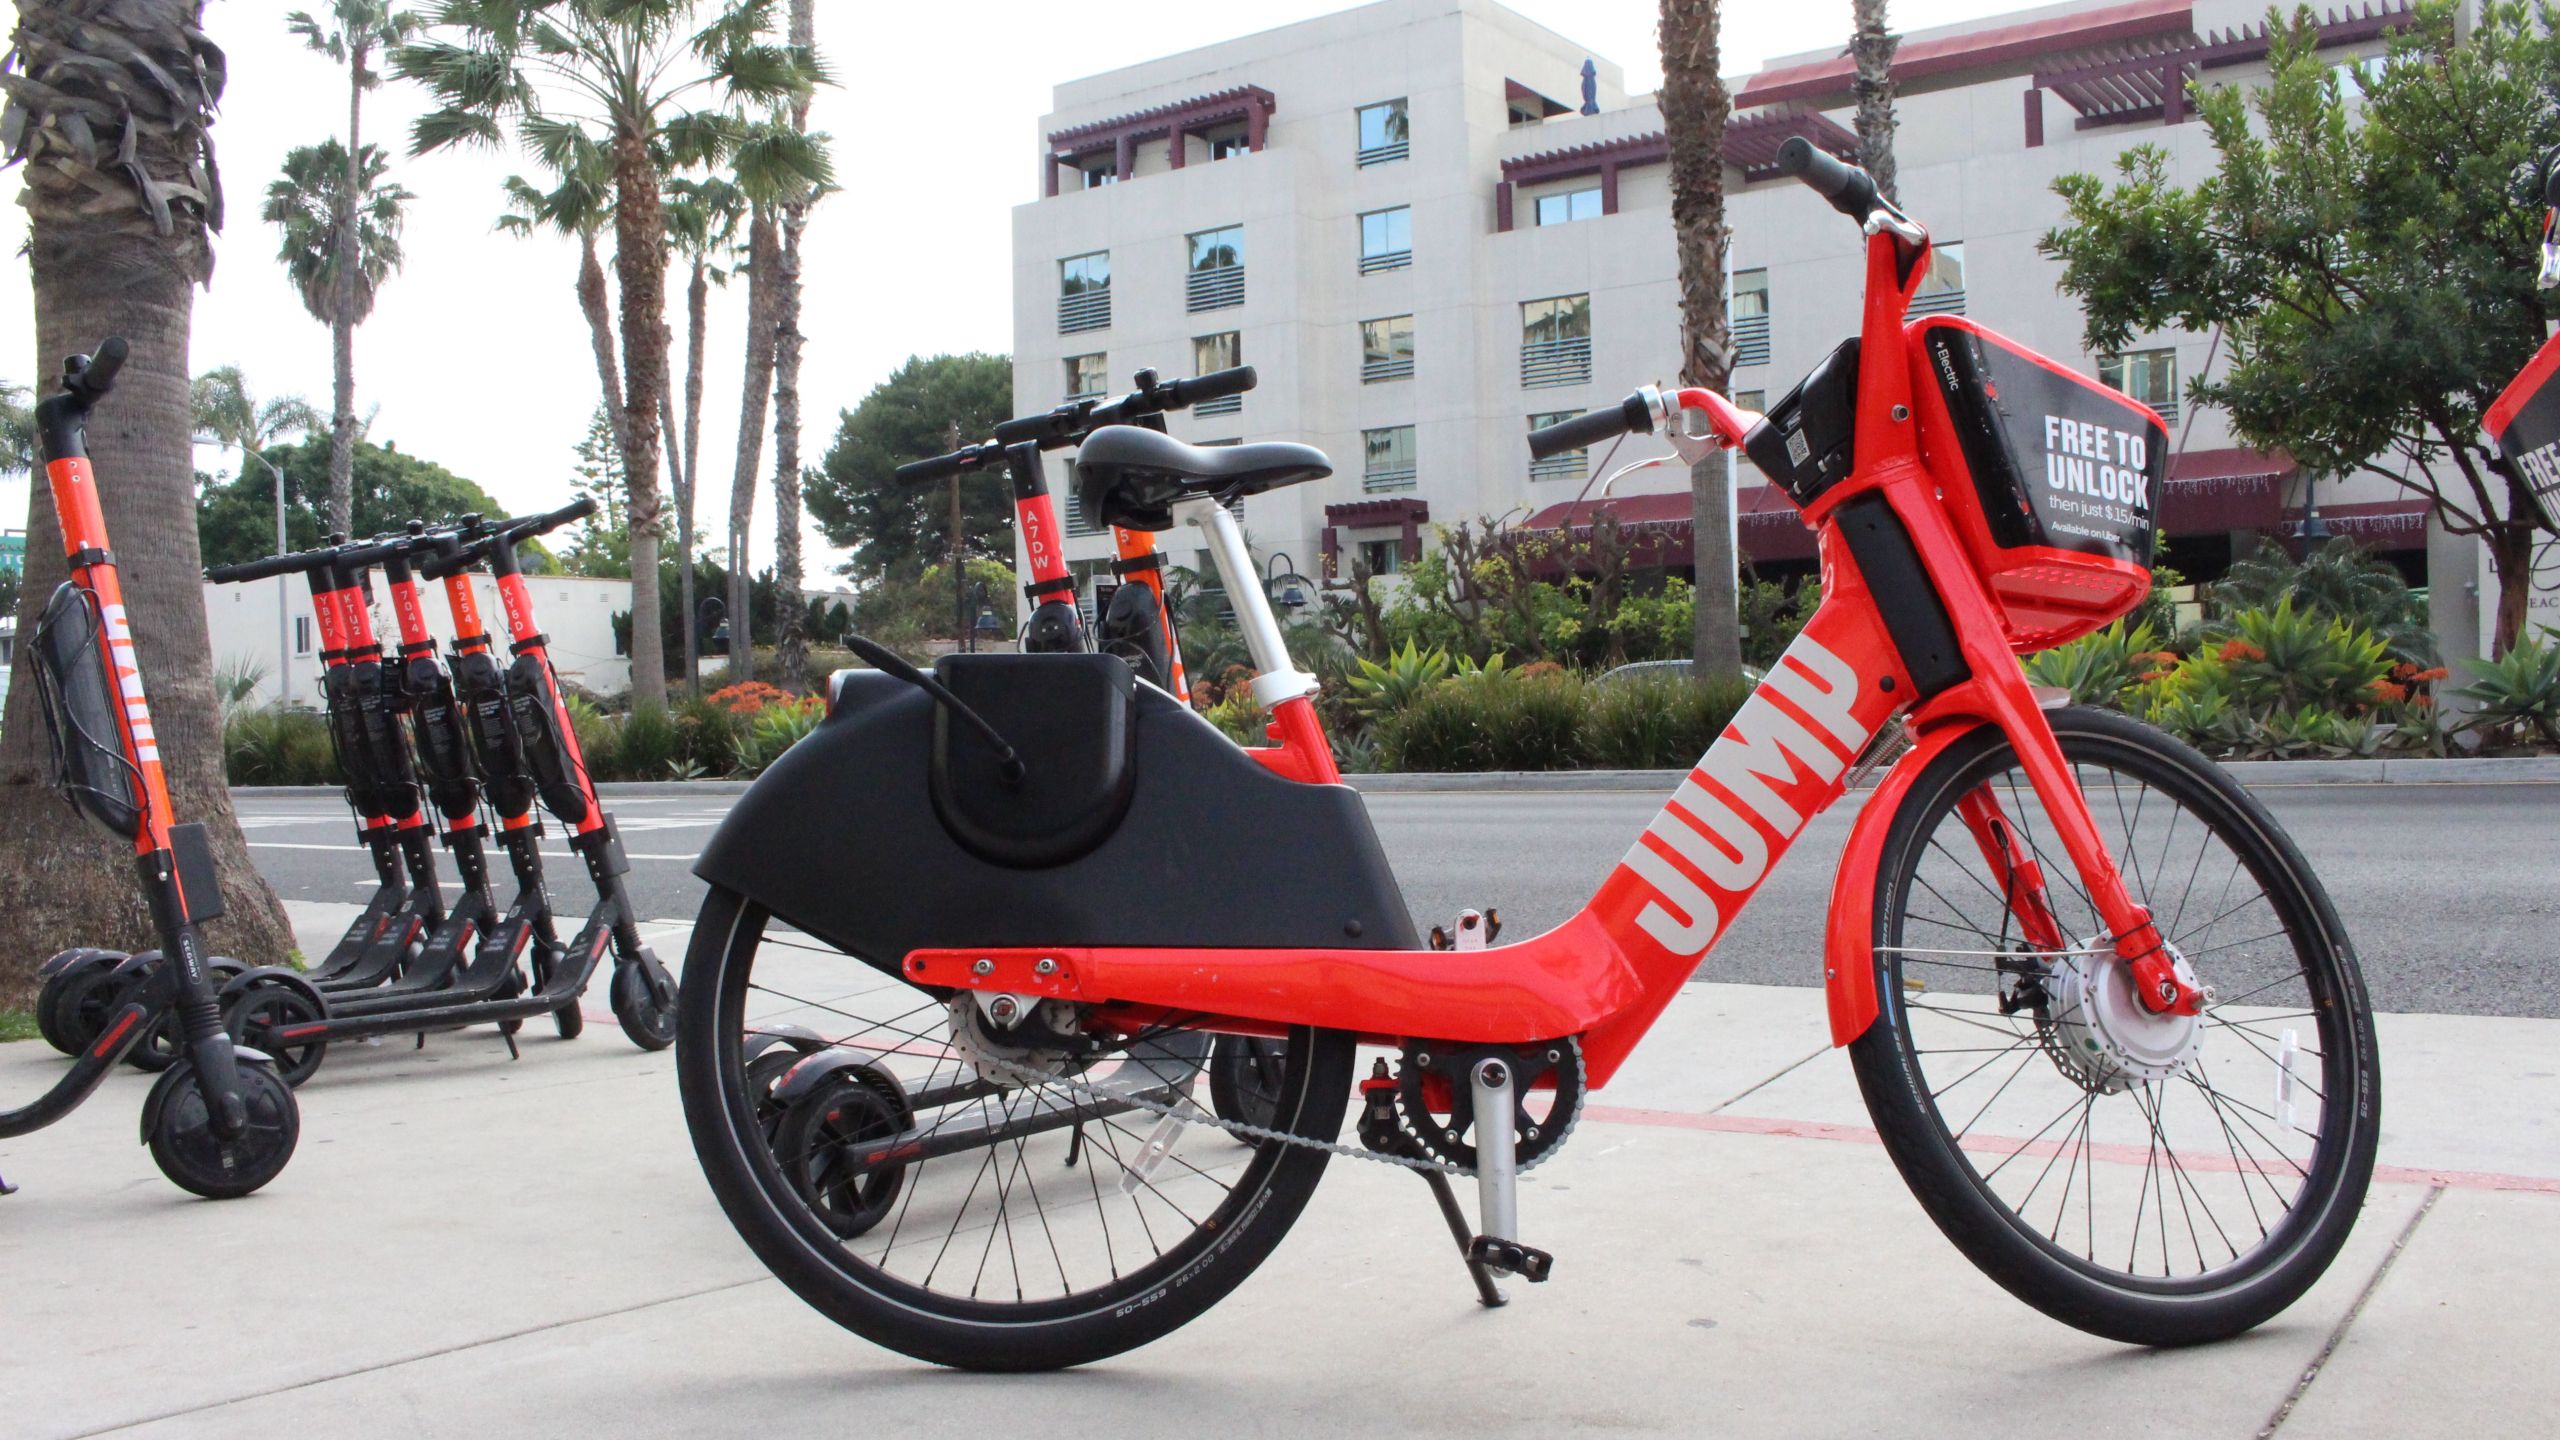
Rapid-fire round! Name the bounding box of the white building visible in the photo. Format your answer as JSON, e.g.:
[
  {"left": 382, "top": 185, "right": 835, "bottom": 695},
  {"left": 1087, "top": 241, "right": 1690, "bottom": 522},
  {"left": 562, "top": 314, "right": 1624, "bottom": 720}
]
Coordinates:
[
  {"left": 1013, "top": 0, "right": 2524, "bottom": 654},
  {"left": 206, "top": 570, "right": 634, "bottom": 706}
]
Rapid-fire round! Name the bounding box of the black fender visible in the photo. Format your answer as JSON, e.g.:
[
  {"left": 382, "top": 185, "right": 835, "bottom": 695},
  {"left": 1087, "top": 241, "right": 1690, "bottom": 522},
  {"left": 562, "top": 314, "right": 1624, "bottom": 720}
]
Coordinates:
[
  {"left": 741, "top": 1024, "right": 829, "bottom": 1070},
  {"left": 136, "top": 1048, "right": 277, "bottom": 1144},
  {"left": 38, "top": 947, "right": 123, "bottom": 981},
  {"left": 219, "top": 966, "right": 328, "bottom": 1018},
  {"left": 772, "top": 1047, "right": 897, "bottom": 1108},
  {"left": 693, "top": 667, "right": 1419, "bottom": 977}
]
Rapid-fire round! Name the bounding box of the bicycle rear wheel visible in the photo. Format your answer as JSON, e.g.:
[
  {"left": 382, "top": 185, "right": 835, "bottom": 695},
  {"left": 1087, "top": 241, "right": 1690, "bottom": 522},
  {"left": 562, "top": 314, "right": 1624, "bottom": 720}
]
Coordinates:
[
  {"left": 675, "top": 886, "right": 1355, "bottom": 1370},
  {"left": 1850, "top": 706, "right": 2378, "bottom": 1345}
]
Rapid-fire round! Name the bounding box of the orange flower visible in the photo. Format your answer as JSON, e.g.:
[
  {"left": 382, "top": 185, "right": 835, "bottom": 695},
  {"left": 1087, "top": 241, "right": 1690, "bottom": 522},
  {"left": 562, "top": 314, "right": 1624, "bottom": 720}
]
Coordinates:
[
  {"left": 2414, "top": 666, "right": 2449, "bottom": 684},
  {"left": 2217, "top": 639, "right": 2267, "bottom": 664},
  {"left": 707, "top": 680, "right": 792, "bottom": 715},
  {"left": 2391, "top": 662, "right": 2419, "bottom": 682},
  {"left": 2369, "top": 680, "right": 2408, "bottom": 704}
]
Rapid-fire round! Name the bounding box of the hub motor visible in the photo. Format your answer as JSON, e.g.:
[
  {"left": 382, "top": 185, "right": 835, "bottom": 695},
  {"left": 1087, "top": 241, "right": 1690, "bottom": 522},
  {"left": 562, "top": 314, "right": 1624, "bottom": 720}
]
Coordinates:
[
  {"left": 943, "top": 994, "right": 1094, "bottom": 1082},
  {"left": 2038, "top": 937, "right": 2204, "bottom": 1094}
]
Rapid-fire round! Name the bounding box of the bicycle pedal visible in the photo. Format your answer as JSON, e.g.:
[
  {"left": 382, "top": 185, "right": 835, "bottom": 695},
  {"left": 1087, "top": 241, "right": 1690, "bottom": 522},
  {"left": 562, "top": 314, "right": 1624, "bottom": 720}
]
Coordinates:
[{"left": 1466, "top": 1236, "right": 1552, "bottom": 1282}]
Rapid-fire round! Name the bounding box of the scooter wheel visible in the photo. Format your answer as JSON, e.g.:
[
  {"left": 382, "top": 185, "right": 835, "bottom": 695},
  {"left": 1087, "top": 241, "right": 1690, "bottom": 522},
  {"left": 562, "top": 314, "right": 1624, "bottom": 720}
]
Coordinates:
[
  {"left": 41, "top": 957, "right": 121, "bottom": 1055},
  {"left": 224, "top": 982, "right": 328, "bottom": 1088},
  {"left": 611, "top": 955, "right": 678, "bottom": 1052},
  {"left": 554, "top": 1000, "right": 585, "bottom": 1040},
  {"left": 1208, "top": 1035, "right": 1290, "bottom": 1136},
  {"left": 146, "top": 1057, "right": 300, "bottom": 1199},
  {"left": 772, "top": 1068, "right": 910, "bottom": 1239}
]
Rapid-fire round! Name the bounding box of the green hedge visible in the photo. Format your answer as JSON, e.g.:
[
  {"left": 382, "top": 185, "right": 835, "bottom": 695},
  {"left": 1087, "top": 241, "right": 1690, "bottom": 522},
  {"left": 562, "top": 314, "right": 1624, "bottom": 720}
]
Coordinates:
[{"left": 1374, "top": 670, "right": 1754, "bottom": 772}]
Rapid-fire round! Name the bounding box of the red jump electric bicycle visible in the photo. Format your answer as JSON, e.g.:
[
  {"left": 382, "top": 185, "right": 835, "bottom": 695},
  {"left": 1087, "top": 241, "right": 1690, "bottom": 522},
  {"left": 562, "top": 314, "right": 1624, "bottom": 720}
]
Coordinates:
[
  {"left": 674, "top": 140, "right": 2379, "bottom": 1370},
  {"left": 5, "top": 339, "right": 301, "bottom": 1198}
]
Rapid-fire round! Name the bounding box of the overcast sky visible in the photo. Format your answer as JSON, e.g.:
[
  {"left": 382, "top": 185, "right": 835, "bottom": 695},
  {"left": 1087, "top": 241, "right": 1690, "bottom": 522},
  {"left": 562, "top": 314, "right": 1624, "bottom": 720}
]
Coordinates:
[{"left": 1, "top": 0, "right": 2019, "bottom": 577}]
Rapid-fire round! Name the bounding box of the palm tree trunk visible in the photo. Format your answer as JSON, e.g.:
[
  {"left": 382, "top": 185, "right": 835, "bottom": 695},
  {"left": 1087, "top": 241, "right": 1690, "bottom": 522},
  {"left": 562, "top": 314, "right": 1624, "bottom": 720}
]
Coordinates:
[
  {"left": 0, "top": 0, "right": 295, "bottom": 1000},
  {"left": 1851, "top": 0, "right": 1900, "bottom": 206},
  {"left": 575, "top": 234, "right": 624, "bottom": 454},
  {"left": 681, "top": 258, "right": 708, "bottom": 692},
  {"left": 1659, "top": 0, "right": 1745, "bottom": 681},
  {"left": 727, "top": 206, "right": 781, "bottom": 685},
  {"left": 768, "top": 0, "right": 818, "bottom": 690},
  {"left": 608, "top": 130, "right": 669, "bottom": 710},
  {"left": 327, "top": 42, "right": 364, "bottom": 535}
]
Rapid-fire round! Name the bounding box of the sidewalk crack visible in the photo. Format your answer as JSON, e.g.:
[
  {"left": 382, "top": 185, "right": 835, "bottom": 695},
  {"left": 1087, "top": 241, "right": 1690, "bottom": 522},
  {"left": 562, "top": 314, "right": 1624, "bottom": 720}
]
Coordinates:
[{"left": 2257, "top": 1183, "right": 2443, "bottom": 1438}]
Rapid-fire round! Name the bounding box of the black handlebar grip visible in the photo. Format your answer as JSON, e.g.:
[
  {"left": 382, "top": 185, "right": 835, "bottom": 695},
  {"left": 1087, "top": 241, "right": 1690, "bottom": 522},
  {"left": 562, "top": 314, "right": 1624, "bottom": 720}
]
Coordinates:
[
  {"left": 507, "top": 495, "right": 598, "bottom": 540},
  {"left": 1774, "top": 136, "right": 1881, "bottom": 221},
  {"left": 69, "top": 337, "right": 129, "bottom": 403},
  {"left": 207, "top": 552, "right": 306, "bottom": 585},
  {"left": 1527, "top": 393, "right": 1654, "bottom": 460},
  {"left": 895, "top": 447, "right": 982, "bottom": 485},
  {"left": 1168, "top": 365, "right": 1257, "bottom": 408}
]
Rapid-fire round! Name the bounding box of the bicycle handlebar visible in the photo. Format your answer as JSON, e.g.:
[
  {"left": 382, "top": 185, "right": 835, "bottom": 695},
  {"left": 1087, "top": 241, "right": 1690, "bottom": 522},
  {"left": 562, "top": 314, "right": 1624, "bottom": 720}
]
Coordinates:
[
  {"left": 897, "top": 365, "right": 1262, "bottom": 484},
  {"left": 1527, "top": 392, "right": 1657, "bottom": 460},
  {"left": 1774, "top": 136, "right": 1882, "bottom": 223},
  {"left": 209, "top": 498, "right": 597, "bottom": 584},
  {"left": 65, "top": 337, "right": 127, "bottom": 406}
]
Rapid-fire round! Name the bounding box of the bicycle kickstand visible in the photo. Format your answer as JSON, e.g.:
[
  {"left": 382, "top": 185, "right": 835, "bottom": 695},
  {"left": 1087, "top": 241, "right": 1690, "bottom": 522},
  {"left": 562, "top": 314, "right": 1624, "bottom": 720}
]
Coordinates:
[{"left": 1357, "top": 1060, "right": 1508, "bottom": 1308}]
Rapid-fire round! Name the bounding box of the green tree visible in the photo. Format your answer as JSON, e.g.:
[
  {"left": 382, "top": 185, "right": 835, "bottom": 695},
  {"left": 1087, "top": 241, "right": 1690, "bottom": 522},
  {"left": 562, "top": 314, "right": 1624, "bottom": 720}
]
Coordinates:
[
  {"left": 285, "top": 1, "right": 420, "bottom": 537},
  {"left": 398, "top": 0, "right": 819, "bottom": 709},
  {"left": 0, "top": 380, "right": 36, "bottom": 478},
  {"left": 664, "top": 173, "right": 747, "bottom": 691},
  {"left": 558, "top": 404, "right": 634, "bottom": 577},
  {"left": 0, "top": 0, "right": 300, "bottom": 989},
  {"left": 807, "top": 353, "right": 1017, "bottom": 579},
  {"left": 2041, "top": 2, "right": 2556, "bottom": 654},
  {"left": 196, "top": 435, "right": 520, "bottom": 568}
]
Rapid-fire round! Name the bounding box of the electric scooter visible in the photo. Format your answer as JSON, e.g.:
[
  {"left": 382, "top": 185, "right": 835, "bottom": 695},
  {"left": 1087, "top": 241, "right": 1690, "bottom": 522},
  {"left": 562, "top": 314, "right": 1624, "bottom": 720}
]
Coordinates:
[{"left": 5, "top": 338, "right": 300, "bottom": 1198}]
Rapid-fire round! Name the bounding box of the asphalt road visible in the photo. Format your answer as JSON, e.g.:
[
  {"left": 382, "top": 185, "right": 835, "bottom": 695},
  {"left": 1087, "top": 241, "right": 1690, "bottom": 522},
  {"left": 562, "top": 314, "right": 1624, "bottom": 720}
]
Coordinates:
[{"left": 235, "top": 779, "right": 2560, "bottom": 1018}]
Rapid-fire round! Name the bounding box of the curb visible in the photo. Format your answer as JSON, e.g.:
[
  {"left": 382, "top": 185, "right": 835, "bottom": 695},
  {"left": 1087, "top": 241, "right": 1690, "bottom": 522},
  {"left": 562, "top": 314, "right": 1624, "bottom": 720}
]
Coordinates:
[{"left": 231, "top": 754, "right": 2560, "bottom": 800}]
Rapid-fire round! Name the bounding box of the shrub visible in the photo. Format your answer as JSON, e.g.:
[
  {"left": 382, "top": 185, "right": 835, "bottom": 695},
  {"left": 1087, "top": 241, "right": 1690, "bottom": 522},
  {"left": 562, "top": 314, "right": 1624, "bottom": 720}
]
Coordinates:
[
  {"left": 2216, "top": 599, "right": 2392, "bottom": 715},
  {"left": 673, "top": 696, "right": 745, "bottom": 777},
  {"left": 1479, "top": 673, "right": 1587, "bottom": 770},
  {"left": 739, "top": 698, "right": 826, "bottom": 775},
  {"left": 1344, "top": 640, "right": 1454, "bottom": 721},
  {"left": 2456, "top": 632, "right": 2560, "bottom": 749},
  {"left": 614, "top": 705, "right": 681, "bottom": 781},
  {"left": 1581, "top": 672, "right": 1755, "bottom": 769},
  {"left": 225, "top": 707, "right": 337, "bottom": 786},
  {"left": 1376, "top": 681, "right": 1492, "bottom": 771},
  {"left": 1200, "top": 689, "right": 1268, "bottom": 746},
  {"left": 706, "top": 680, "right": 797, "bottom": 715},
  {"left": 2022, "top": 620, "right": 2163, "bottom": 708}
]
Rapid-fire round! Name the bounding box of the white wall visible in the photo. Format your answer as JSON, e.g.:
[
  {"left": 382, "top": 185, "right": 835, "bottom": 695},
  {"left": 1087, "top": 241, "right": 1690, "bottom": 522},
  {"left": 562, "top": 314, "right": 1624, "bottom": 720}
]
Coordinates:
[{"left": 205, "top": 571, "right": 634, "bottom": 706}]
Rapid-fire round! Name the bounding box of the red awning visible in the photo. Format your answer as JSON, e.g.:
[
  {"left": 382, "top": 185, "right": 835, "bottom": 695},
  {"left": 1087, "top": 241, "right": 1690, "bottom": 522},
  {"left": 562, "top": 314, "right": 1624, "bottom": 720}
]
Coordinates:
[
  {"left": 1518, "top": 486, "right": 1815, "bottom": 568},
  {"left": 2310, "top": 498, "right": 2432, "bottom": 549},
  {"left": 2158, "top": 447, "right": 2290, "bottom": 533}
]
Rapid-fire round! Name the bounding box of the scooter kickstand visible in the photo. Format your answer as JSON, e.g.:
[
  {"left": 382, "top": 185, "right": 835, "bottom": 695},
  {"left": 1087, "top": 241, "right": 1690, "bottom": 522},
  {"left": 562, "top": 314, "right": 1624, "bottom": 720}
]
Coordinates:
[
  {"left": 1355, "top": 1060, "right": 1507, "bottom": 1307},
  {"left": 1465, "top": 1056, "right": 1553, "bottom": 1285}
]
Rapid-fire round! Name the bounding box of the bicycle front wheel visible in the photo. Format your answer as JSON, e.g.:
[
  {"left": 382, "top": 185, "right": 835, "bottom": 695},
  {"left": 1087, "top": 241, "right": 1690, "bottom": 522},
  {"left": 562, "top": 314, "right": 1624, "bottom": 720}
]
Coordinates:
[
  {"left": 675, "top": 886, "right": 1356, "bottom": 1370},
  {"left": 1850, "top": 706, "right": 2379, "bottom": 1346}
]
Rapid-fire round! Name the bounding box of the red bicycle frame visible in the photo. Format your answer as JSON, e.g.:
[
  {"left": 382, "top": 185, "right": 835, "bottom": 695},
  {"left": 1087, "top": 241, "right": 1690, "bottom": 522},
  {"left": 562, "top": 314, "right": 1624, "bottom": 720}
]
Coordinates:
[{"left": 915, "top": 220, "right": 2191, "bottom": 1089}]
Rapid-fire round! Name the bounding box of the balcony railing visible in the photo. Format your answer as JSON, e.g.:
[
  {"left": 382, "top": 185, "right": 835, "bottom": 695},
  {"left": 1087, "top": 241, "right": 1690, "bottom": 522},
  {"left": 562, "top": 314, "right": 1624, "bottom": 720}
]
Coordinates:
[
  {"left": 1194, "top": 392, "right": 1242, "bottom": 417},
  {"left": 1186, "top": 264, "right": 1244, "bottom": 312},
  {"left": 1359, "top": 248, "right": 1412, "bottom": 275},
  {"left": 1058, "top": 287, "right": 1111, "bottom": 333},
  {"left": 1363, "top": 353, "right": 1414, "bottom": 383},
  {"left": 1356, "top": 139, "right": 1409, "bottom": 166},
  {"left": 1521, "top": 335, "right": 1591, "bottom": 388},
  {"left": 1530, "top": 450, "right": 1585, "bottom": 481},
  {"left": 1363, "top": 464, "right": 1418, "bottom": 494},
  {"left": 1907, "top": 287, "right": 1966, "bottom": 317},
  {"left": 1732, "top": 312, "right": 1771, "bottom": 368}
]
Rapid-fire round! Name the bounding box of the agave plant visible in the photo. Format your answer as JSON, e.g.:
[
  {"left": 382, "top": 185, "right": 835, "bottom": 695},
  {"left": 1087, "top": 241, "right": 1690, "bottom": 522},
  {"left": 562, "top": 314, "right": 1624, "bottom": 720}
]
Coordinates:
[
  {"left": 2217, "top": 599, "right": 2392, "bottom": 715},
  {"left": 1344, "top": 639, "right": 1454, "bottom": 720},
  {"left": 2455, "top": 632, "right": 2560, "bottom": 749},
  {"left": 2022, "top": 619, "right": 2161, "bottom": 707}
]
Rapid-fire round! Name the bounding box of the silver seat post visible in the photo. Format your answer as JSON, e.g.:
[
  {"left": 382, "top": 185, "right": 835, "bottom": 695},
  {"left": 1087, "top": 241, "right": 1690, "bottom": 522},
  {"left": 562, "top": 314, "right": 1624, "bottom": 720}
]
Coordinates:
[{"left": 1171, "top": 495, "right": 1318, "bottom": 713}]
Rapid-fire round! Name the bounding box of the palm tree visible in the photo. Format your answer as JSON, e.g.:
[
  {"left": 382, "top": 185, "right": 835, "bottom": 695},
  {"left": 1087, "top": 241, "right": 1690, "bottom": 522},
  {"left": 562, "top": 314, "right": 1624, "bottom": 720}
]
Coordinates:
[
  {"left": 495, "top": 134, "right": 625, "bottom": 455},
  {"left": 262, "top": 140, "right": 414, "bottom": 533},
  {"left": 1658, "top": 0, "right": 1744, "bottom": 680},
  {"left": 718, "top": 114, "right": 830, "bottom": 684},
  {"left": 193, "top": 367, "right": 322, "bottom": 702},
  {"left": 0, "top": 0, "right": 299, "bottom": 994},
  {"left": 767, "top": 0, "right": 832, "bottom": 688},
  {"left": 1851, "top": 0, "right": 1899, "bottom": 205},
  {"left": 399, "top": 0, "right": 815, "bottom": 711},
  {"left": 287, "top": 2, "right": 421, "bottom": 538},
  {"left": 665, "top": 174, "right": 746, "bottom": 692},
  {"left": 0, "top": 382, "right": 35, "bottom": 479}
]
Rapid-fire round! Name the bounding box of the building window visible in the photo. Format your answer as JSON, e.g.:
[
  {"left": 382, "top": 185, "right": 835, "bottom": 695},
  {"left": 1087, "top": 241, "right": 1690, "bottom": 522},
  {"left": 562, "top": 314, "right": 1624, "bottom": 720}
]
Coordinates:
[
  {"left": 294, "top": 616, "right": 312, "bottom": 656},
  {"left": 1734, "top": 388, "right": 1766, "bottom": 414},
  {"left": 1077, "top": 157, "right": 1116, "bottom": 189},
  {"left": 1520, "top": 293, "right": 1592, "bottom": 388},
  {"left": 1357, "top": 538, "right": 1404, "bottom": 576},
  {"left": 1204, "top": 125, "right": 1251, "bottom": 160},
  {"left": 1362, "top": 424, "right": 1417, "bottom": 493},
  {"left": 1359, "top": 206, "right": 1412, "bottom": 274},
  {"left": 1535, "top": 187, "right": 1602, "bottom": 226},
  {"left": 1064, "top": 462, "right": 1105, "bottom": 538},
  {"left": 1732, "top": 268, "right": 1770, "bottom": 367},
  {"left": 1192, "top": 332, "right": 1242, "bottom": 415},
  {"left": 2100, "top": 348, "right": 2180, "bottom": 426},
  {"left": 1186, "top": 224, "right": 1245, "bottom": 312},
  {"left": 1361, "top": 314, "right": 1415, "bottom": 383},
  {"left": 1529, "top": 411, "right": 1587, "bottom": 480},
  {"left": 1064, "top": 352, "right": 1108, "bottom": 401},
  {"left": 1058, "top": 250, "right": 1110, "bottom": 333},
  {"left": 1909, "top": 242, "right": 1966, "bottom": 316},
  {"left": 1356, "top": 98, "right": 1409, "bottom": 165}
]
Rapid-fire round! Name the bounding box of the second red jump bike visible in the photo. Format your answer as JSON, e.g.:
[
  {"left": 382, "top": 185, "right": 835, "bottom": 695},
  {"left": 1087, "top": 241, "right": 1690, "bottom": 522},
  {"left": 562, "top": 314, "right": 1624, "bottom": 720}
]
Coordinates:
[{"left": 674, "top": 139, "right": 2379, "bottom": 1370}]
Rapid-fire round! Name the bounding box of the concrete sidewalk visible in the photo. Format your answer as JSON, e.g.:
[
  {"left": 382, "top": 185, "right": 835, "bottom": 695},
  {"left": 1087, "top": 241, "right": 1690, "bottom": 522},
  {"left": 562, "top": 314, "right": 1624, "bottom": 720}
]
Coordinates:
[{"left": 2, "top": 911, "right": 2553, "bottom": 1438}]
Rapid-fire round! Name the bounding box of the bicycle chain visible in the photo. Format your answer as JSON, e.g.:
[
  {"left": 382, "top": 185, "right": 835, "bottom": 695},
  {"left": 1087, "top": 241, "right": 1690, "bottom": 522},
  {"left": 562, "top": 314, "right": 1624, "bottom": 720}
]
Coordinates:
[{"left": 957, "top": 1037, "right": 1588, "bottom": 1180}]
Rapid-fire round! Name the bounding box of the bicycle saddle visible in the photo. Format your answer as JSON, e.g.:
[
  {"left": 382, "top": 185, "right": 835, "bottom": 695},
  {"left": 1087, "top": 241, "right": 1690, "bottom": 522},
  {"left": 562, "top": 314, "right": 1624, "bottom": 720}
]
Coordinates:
[{"left": 1075, "top": 425, "right": 1332, "bottom": 531}]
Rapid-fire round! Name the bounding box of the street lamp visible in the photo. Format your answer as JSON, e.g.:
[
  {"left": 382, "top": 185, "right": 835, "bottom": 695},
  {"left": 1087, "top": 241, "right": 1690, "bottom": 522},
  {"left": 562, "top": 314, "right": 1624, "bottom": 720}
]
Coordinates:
[
  {"left": 2300, "top": 471, "right": 2331, "bottom": 548},
  {"left": 1263, "top": 551, "right": 1312, "bottom": 612},
  {"left": 244, "top": 444, "right": 290, "bottom": 704}
]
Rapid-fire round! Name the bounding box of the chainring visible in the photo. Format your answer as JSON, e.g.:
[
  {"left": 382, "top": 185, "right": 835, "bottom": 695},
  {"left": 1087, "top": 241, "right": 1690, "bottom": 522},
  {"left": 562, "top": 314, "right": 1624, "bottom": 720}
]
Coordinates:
[{"left": 1394, "top": 1038, "right": 1586, "bottom": 1170}]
